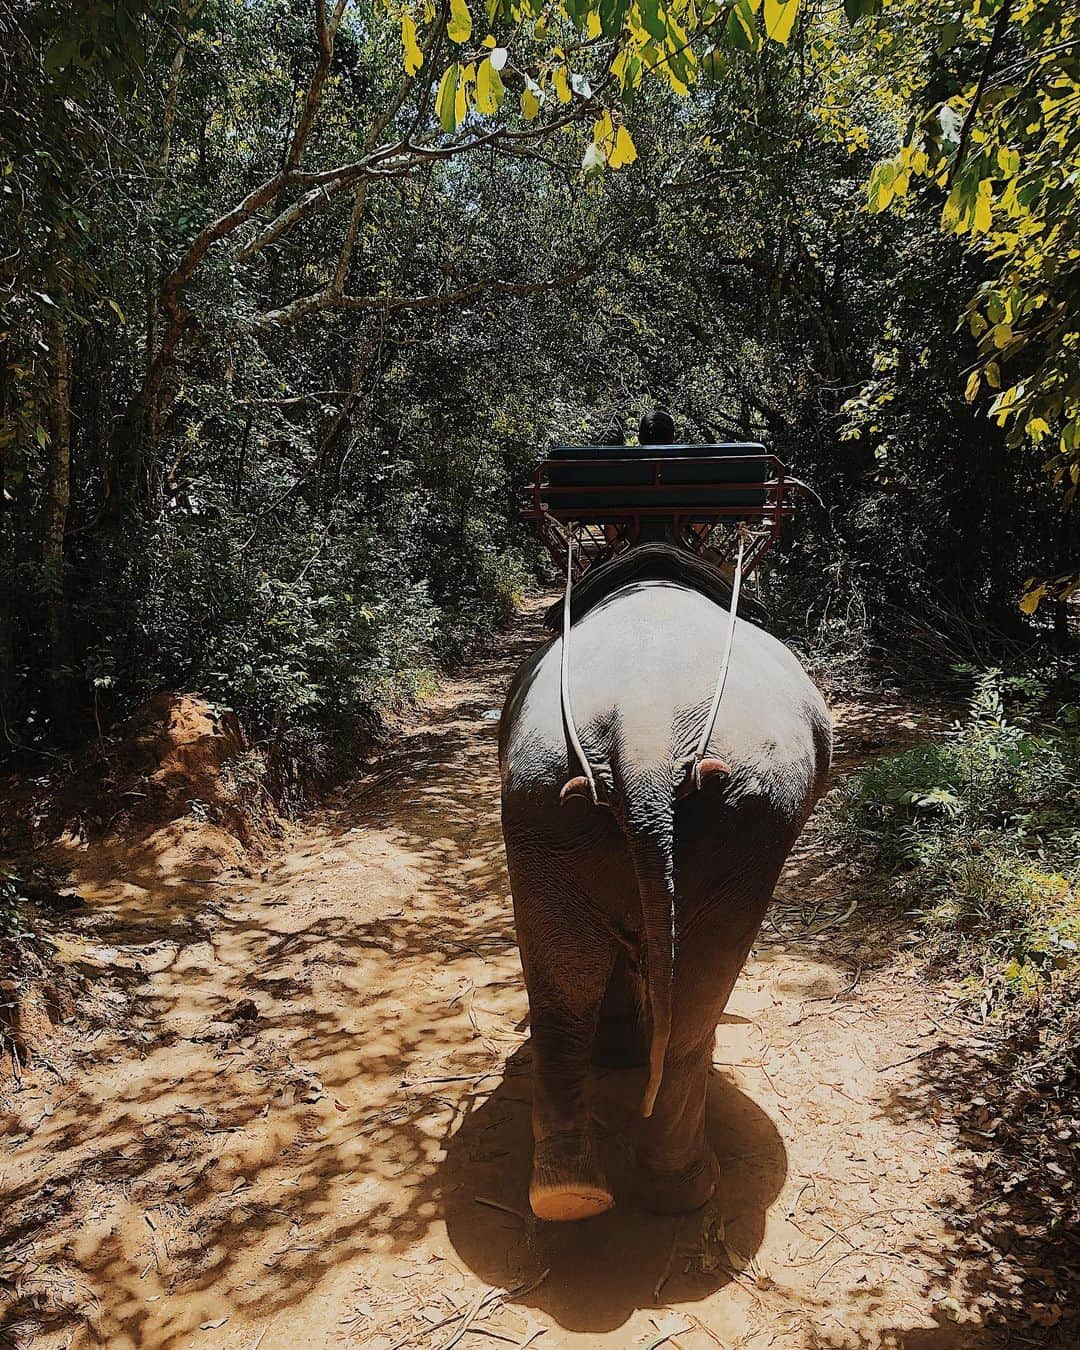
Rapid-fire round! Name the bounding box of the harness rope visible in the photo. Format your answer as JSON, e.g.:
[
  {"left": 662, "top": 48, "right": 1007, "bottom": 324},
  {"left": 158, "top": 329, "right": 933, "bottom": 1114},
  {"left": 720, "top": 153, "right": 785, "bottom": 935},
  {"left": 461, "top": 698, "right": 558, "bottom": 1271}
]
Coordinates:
[
  {"left": 560, "top": 528, "right": 599, "bottom": 803},
  {"left": 691, "top": 531, "right": 745, "bottom": 788}
]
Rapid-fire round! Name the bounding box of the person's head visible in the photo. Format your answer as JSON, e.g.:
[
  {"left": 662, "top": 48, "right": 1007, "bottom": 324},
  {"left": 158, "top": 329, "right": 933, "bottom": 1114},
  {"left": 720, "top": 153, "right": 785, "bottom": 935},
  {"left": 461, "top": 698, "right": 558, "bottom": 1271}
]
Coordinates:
[{"left": 638, "top": 408, "right": 676, "bottom": 446}]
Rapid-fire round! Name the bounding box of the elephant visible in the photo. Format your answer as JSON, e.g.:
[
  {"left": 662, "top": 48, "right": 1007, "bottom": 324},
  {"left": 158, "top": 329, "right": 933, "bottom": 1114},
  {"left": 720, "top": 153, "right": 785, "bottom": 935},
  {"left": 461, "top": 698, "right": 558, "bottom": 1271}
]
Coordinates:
[{"left": 498, "top": 551, "right": 831, "bottom": 1221}]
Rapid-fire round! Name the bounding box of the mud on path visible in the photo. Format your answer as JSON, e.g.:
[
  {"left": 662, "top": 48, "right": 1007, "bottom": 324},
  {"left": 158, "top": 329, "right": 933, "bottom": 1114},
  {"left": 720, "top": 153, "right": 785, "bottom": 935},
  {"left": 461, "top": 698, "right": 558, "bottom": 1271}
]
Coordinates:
[{"left": 2, "top": 601, "right": 1024, "bottom": 1349}]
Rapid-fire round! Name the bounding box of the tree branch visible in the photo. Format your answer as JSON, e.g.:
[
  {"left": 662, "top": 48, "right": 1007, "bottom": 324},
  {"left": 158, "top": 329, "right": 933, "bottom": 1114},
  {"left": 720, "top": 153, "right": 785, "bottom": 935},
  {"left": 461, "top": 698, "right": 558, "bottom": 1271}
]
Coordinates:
[
  {"left": 254, "top": 263, "right": 595, "bottom": 330},
  {"left": 237, "top": 100, "right": 597, "bottom": 262},
  {"left": 162, "top": 0, "right": 353, "bottom": 310},
  {"left": 286, "top": 0, "right": 350, "bottom": 171},
  {"left": 328, "top": 13, "right": 444, "bottom": 293},
  {"left": 948, "top": 0, "right": 1013, "bottom": 188},
  {"left": 126, "top": 0, "right": 353, "bottom": 462}
]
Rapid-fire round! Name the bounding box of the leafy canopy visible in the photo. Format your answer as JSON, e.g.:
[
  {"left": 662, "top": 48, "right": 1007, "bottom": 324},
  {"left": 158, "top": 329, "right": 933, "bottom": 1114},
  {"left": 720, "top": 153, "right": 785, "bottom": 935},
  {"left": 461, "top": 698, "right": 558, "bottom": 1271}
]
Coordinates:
[
  {"left": 390, "top": 0, "right": 1077, "bottom": 606},
  {"left": 392, "top": 0, "right": 807, "bottom": 172},
  {"left": 854, "top": 0, "right": 1080, "bottom": 603}
]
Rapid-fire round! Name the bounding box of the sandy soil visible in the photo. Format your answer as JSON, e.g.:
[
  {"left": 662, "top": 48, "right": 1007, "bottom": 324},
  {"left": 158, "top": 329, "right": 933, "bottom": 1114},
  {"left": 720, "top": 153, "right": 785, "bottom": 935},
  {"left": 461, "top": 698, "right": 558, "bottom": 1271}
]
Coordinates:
[{"left": 0, "top": 601, "right": 1033, "bottom": 1349}]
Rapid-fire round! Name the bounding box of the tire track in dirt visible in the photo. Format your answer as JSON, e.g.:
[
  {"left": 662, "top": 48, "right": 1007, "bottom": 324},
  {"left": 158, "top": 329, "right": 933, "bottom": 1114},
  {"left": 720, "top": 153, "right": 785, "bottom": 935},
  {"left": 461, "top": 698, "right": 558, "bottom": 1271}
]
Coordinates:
[{"left": 2, "top": 601, "right": 1003, "bottom": 1349}]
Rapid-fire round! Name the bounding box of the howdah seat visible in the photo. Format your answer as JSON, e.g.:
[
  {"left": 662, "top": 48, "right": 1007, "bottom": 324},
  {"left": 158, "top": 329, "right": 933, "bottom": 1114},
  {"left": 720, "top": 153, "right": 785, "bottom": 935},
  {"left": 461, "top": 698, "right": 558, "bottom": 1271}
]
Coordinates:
[
  {"left": 544, "top": 441, "right": 770, "bottom": 515},
  {"left": 522, "top": 440, "right": 800, "bottom": 581}
]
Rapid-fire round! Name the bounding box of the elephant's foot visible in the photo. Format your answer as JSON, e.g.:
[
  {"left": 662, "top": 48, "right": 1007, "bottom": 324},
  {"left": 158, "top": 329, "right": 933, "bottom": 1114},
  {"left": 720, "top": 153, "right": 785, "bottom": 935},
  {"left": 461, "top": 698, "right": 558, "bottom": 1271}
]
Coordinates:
[
  {"left": 530, "top": 1130, "right": 614, "bottom": 1222},
  {"left": 638, "top": 1149, "right": 718, "bottom": 1215},
  {"left": 592, "top": 1015, "right": 648, "bottom": 1069}
]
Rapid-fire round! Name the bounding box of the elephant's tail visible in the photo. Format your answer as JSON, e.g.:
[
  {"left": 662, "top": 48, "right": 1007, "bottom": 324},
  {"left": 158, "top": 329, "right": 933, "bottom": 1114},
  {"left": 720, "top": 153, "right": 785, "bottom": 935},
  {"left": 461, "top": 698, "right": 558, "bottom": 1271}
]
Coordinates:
[{"left": 619, "top": 790, "right": 676, "bottom": 1118}]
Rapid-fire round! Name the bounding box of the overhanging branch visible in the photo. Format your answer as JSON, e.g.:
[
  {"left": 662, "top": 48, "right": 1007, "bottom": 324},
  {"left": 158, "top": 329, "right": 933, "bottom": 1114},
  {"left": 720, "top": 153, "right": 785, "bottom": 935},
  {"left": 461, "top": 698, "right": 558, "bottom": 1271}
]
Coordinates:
[
  {"left": 948, "top": 0, "right": 1014, "bottom": 188},
  {"left": 236, "top": 100, "right": 598, "bottom": 263},
  {"left": 254, "top": 263, "right": 595, "bottom": 330}
]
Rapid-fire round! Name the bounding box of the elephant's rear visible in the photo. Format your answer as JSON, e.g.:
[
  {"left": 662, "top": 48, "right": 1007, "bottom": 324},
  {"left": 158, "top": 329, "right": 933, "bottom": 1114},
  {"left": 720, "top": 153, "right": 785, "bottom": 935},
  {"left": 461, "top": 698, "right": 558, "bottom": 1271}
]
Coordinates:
[
  {"left": 499, "top": 580, "right": 831, "bottom": 1218},
  {"left": 501, "top": 581, "right": 830, "bottom": 826}
]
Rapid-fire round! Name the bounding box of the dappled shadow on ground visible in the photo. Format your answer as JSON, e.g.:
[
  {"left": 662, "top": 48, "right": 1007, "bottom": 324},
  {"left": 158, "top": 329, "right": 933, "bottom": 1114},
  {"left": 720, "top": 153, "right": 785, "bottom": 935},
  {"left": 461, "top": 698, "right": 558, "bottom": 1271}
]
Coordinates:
[
  {"left": 442, "top": 1045, "right": 787, "bottom": 1333},
  {"left": 0, "top": 618, "right": 541, "bottom": 1347},
  {"left": 828, "top": 693, "right": 956, "bottom": 769},
  {"left": 871, "top": 1031, "right": 1078, "bottom": 1346},
  {"left": 2, "top": 612, "right": 1067, "bottom": 1348},
  {"left": 758, "top": 690, "right": 961, "bottom": 978}
]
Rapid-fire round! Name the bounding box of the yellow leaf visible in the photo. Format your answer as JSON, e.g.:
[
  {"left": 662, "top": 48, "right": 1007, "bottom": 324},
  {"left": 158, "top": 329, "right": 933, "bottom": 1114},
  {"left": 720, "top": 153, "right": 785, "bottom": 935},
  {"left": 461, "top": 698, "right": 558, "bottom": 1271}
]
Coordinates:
[
  {"left": 763, "top": 0, "right": 799, "bottom": 43},
  {"left": 941, "top": 184, "right": 965, "bottom": 232},
  {"left": 1018, "top": 584, "right": 1045, "bottom": 615},
  {"left": 476, "top": 56, "right": 504, "bottom": 114},
  {"left": 593, "top": 109, "right": 615, "bottom": 156},
  {"left": 973, "top": 192, "right": 992, "bottom": 234},
  {"left": 586, "top": 10, "right": 601, "bottom": 37},
  {"left": 608, "top": 124, "right": 637, "bottom": 169},
  {"left": 521, "top": 85, "right": 540, "bottom": 120},
  {"left": 455, "top": 63, "right": 472, "bottom": 124},
  {"left": 997, "top": 145, "right": 1019, "bottom": 175},
  {"left": 1026, "top": 417, "right": 1051, "bottom": 442},
  {"left": 552, "top": 65, "right": 571, "bottom": 103},
  {"left": 964, "top": 370, "right": 980, "bottom": 402},
  {"left": 871, "top": 184, "right": 893, "bottom": 213},
  {"left": 992, "top": 322, "right": 1012, "bottom": 349},
  {"left": 448, "top": 0, "right": 472, "bottom": 44},
  {"left": 436, "top": 63, "right": 461, "bottom": 131},
  {"left": 401, "top": 13, "right": 423, "bottom": 76}
]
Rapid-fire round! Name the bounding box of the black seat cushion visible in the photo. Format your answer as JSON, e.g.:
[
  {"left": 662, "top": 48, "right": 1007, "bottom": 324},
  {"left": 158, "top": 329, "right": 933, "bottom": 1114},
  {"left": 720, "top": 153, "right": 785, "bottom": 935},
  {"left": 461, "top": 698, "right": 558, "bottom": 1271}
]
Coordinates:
[
  {"left": 542, "top": 542, "right": 770, "bottom": 632},
  {"left": 544, "top": 442, "right": 769, "bottom": 516}
]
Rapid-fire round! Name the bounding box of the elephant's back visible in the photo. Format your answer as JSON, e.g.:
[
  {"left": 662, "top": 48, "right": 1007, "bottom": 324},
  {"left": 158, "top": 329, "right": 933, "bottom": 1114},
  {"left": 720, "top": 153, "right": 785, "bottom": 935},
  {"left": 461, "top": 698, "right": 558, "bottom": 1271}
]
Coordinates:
[{"left": 502, "top": 579, "right": 830, "bottom": 802}]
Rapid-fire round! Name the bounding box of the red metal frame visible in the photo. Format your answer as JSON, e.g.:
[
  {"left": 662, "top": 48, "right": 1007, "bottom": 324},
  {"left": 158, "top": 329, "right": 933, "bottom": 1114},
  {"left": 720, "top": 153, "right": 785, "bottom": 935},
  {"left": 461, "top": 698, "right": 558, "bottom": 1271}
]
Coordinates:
[{"left": 521, "top": 452, "right": 798, "bottom": 580}]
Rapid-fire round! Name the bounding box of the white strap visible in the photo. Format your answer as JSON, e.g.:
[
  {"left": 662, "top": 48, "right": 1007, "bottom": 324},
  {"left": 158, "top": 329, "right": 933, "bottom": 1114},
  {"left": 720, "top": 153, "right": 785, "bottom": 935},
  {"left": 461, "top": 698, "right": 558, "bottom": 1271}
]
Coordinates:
[
  {"left": 691, "top": 534, "right": 745, "bottom": 788},
  {"left": 560, "top": 531, "right": 598, "bottom": 803}
]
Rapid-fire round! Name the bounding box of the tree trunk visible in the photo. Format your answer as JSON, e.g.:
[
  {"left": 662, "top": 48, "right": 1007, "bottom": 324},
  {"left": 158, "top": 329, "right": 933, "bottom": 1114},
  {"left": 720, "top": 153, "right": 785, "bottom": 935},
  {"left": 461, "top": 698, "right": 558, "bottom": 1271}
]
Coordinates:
[
  {"left": 42, "top": 314, "right": 74, "bottom": 724},
  {"left": 1053, "top": 509, "right": 1075, "bottom": 652},
  {"left": 0, "top": 343, "right": 15, "bottom": 740}
]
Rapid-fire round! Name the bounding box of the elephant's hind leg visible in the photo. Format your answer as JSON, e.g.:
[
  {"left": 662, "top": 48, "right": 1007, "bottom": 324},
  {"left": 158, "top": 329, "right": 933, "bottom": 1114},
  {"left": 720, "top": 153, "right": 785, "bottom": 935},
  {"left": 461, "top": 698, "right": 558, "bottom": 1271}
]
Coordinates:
[
  {"left": 511, "top": 868, "right": 617, "bottom": 1221},
  {"left": 637, "top": 1033, "right": 719, "bottom": 1214},
  {"left": 593, "top": 946, "right": 648, "bottom": 1069},
  {"left": 637, "top": 908, "right": 766, "bottom": 1214}
]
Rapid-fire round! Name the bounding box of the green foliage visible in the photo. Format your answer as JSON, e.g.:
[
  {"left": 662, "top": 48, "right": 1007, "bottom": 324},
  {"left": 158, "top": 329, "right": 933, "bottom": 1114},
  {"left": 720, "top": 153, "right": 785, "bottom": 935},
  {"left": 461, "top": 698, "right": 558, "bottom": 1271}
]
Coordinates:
[
  {"left": 0, "top": 0, "right": 1073, "bottom": 769},
  {"left": 855, "top": 0, "right": 1080, "bottom": 601},
  {"left": 828, "top": 670, "right": 1080, "bottom": 1002},
  {"left": 70, "top": 481, "right": 529, "bottom": 767}
]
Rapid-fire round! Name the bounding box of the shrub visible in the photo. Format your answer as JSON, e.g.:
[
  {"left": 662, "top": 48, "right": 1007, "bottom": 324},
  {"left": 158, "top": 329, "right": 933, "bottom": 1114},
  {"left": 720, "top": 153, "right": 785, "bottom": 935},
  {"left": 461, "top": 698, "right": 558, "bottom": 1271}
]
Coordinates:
[
  {"left": 64, "top": 486, "right": 528, "bottom": 777},
  {"left": 826, "top": 669, "right": 1080, "bottom": 1002}
]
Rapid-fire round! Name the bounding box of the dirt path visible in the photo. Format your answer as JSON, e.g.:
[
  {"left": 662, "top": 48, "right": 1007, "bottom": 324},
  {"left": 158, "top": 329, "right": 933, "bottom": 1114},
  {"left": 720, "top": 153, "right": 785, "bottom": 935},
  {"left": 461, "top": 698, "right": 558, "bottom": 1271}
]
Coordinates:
[{"left": 3, "top": 602, "right": 1010, "bottom": 1349}]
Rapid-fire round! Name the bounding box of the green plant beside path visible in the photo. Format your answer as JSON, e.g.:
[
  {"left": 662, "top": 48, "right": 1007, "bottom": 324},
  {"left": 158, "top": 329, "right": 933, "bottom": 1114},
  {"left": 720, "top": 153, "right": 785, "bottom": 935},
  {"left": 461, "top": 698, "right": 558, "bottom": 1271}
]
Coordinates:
[{"left": 827, "top": 668, "right": 1080, "bottom": 1006}]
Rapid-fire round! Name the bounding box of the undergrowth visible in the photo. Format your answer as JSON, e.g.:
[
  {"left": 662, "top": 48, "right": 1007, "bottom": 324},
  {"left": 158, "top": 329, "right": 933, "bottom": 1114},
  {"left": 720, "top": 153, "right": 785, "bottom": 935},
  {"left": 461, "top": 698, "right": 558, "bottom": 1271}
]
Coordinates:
[
  {"left": 827, "top": 667, "right": 1080, "bottom": 1008},
  {"left": 83, "top": 503, "right": 532, "bottom": 780},
  {"left": 826, "top": 668, "right": 1080, "bottom": 1299},
  {"left": 1, "top": 869, "right": 29, "bottom": 1057}
]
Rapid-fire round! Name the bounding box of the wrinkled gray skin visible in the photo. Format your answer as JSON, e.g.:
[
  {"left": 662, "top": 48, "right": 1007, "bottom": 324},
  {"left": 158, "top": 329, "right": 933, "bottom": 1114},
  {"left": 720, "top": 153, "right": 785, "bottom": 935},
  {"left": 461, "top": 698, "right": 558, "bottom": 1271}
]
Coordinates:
[{"left": 499, "top": 580, "right": 832, "bottom": 1221}]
